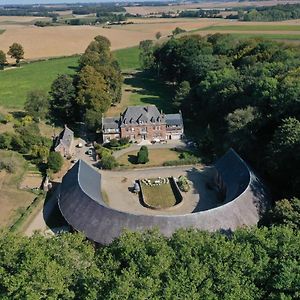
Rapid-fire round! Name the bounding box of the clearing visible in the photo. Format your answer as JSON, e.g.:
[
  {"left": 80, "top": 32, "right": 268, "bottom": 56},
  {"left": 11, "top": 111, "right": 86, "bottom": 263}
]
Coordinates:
[
  {"left": 117, "top": 148, "right": 180, "bottom": 168},
  {"left": 0, "top": 150, "right": 37, "bottom": 228}
]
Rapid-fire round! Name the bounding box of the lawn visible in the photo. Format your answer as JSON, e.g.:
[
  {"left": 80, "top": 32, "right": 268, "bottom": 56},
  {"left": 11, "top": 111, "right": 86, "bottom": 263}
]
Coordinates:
[
  {"left": 0, "top": 46, "right": 140, "bottom": 109},
  {"left": 117, "top": 148, "right": 180, "bottom": 168},
  {"left": 114, "top": 46, "right": 140, "bottom": 71},
  {"left": 0, "top": 150, "right": 36, "bottom": 228},
  {"left": 141, "top": 179, "right": 177, "bottom": 208},
  {"left": 202, "top": 25, "right": 300, "bottom": 31}
]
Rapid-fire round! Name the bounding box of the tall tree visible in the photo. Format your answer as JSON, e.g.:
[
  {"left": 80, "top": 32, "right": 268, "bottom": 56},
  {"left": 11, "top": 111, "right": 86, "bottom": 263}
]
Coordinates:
[
  {"left": 139, "top": 40, "right": 154, "bottom": 70},
  {"left": 76, "top": 66, "right": 111, "bottom": 129},
  {"left": 7, "top": 43, "right": 24, "bottom": 66},
  {"left": 49, "top": 74, "right": 76, "bottom": 124}
]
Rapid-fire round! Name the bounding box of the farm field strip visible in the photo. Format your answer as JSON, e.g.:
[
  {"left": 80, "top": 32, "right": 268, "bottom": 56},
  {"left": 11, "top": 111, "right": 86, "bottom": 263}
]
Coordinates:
[
  {"left": 202, "top": 24, "right": 300, "bottom": 31},
  {"left": 230, "top": 33, "right": 300, "bottom": 40}
]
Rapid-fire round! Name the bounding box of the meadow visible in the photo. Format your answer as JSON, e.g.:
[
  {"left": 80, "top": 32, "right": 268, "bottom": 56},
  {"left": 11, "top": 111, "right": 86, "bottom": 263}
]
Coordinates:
[{"left": 0, "top": 47, "right": 140, "bottom": 109}]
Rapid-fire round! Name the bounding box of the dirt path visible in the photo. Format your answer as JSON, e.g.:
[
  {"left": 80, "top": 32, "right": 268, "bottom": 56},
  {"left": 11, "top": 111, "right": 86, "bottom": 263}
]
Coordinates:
[{"left": 24, "top": 187, "right": 58, "bottom": 236}]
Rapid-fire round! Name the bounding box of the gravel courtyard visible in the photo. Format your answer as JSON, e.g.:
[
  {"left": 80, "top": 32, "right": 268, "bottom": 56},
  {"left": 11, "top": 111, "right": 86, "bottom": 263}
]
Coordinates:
[{"left": 101, "top": 166, "right": 220, "bottom": 216}]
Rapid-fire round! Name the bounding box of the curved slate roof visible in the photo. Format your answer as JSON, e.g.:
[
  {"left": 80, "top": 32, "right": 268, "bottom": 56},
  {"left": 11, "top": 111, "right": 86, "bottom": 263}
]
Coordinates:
[{"left": 58, "top": 149, "right": 269, "bottom": 245}]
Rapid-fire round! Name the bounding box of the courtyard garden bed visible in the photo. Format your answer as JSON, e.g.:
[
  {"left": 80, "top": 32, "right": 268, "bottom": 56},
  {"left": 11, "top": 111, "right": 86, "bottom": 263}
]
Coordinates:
[{"left": 139, "top": 177, "right": 182, "bottom": 209}]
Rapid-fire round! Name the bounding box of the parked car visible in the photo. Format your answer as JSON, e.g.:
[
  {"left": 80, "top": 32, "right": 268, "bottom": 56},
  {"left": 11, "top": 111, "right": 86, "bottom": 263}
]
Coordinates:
[
  {"left": 87, "top": 148, "right": 93, "bottom": 155},
  {"left": 77, "top": 143, "right": 83, "bottom": 148}
]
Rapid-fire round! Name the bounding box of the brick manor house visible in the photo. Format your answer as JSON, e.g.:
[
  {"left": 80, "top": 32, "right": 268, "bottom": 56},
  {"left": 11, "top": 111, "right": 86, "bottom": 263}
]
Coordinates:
[{"left": 102, "top": 105, "right": 184, "bottom": 143}]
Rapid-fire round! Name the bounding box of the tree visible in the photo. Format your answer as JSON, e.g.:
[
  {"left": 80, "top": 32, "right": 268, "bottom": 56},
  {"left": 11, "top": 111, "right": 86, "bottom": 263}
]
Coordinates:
[
  {"left": 172, "top": 27, "right": 186, "bottom": 36},
  {"left": 269, "top": 197, "right": 300, "bottom": 229},
  {"left": 137, "top": 146, "right": 149, "bottom": 164},
  {"left": 24, "top": 90, "right": 49, "bottom": 121},
  {"left": 173, "top": 81, "right": 190, "bottom": 108},
  {"left": 49, "top": 74, "right": 76, "bottom": 124},
  {"left": 7, "top": 43, "right": 24, "bottom": 66},
  {"left": 155, "top": 32, "right": 162, "bottom": 40},
  {"left": 139, "top": 40, "right": 154, "bottom": 70},
  {"left": 0, "top": 50, "right": 6, "bottom": 70},
  {"left": 48, "top": 151, "right": 63, "bottom": 173},
  {"left": 76, "top": 66, "right": 111, "bottom": 127}
]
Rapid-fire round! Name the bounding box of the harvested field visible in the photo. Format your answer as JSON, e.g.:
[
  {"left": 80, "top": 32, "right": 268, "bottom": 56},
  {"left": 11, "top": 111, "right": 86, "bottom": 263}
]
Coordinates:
[
  {"left": 0, "top": 16, "right": 48, "bottom": 24},
  {"left": 125, "top": 0, "right": 299, "bottom": 15},
  {"left": 0, "top": 18, "right": 225, "bottom": 61}
]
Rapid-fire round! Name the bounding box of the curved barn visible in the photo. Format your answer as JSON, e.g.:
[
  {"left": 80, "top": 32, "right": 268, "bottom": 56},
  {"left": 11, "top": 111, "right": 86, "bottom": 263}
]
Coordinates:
[{"left": 57, "top": 149, "right": 269, "bottom": 244}]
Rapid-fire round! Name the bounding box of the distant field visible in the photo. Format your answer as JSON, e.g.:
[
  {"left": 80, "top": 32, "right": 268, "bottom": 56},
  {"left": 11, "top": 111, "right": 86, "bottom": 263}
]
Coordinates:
[
  {"left": 0, "top": 47, "right": 139, "bottom": 109},
  {"left": 202, "top": 25, "right": 300, "bottom": 31},
  {"left": 230, "top": 33, "right": 300, "bottom": 40}
]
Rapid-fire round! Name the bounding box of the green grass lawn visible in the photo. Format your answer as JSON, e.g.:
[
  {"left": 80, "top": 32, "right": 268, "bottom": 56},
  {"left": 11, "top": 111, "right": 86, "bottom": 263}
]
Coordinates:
[
  {"left": 114, "top": 46, "right": 140, "bottom": 71},
  {"left": 117, "top": 148, "right": 180, "bottom": 168},
  {"left": 202, "top": 24, "right": 300, "bottom": 31},
  {"left": 141, "top": 179, "right": 177, "bottom": 208},
  {"left": 0, "top": 56, "right": 79, "bottom": 108},
  {"left": 0, "top": 46, "right": 140, "bottom": 109}
]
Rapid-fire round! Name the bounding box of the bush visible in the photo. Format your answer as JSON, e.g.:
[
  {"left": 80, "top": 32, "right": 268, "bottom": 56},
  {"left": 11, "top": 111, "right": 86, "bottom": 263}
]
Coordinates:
[
  {"left": 48, "top": 151, "right": 63, "bottom": 173},
  {"left": 137, "top": 146, "right": 149, "bottom": 164},
  {"left": 0, "top": 158, "right": 17, "bottom": 173},
  {"left": 177, "top": 175, "right": 190, "bottom": 192},
  {"left": 163, "top": 156, "right": 200, "bottom": 166},
  {"left": 100, "top": 155, "right": 118, "bottom": 170},
  {"left": 0, "top": 133, "right": 13, "bottom": 149},
  {"left": 109, "top": 138, "right": 119, "bottom": 147},
  {"left": 119, "top": 137, "right": 130, "bottom": 146},
  {"left": 95, "top": 145, "right": 112, "bottom": 159}
]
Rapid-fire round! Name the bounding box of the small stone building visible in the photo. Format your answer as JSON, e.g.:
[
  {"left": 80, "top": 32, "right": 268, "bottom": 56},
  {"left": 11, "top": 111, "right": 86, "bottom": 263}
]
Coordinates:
[
  {"left": 102, "top": 105, "right": 184, "bottom": 143},
  {"left": 54, "top": 125, "right": 74, "bottom": 158}
]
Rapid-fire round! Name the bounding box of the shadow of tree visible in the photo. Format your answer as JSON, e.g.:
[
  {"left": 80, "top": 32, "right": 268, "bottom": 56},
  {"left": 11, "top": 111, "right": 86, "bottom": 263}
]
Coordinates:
[
  {"left": 124, "top": 71, "right": 175, "bottom": 113},
  {"left": 128, "top": 154, "right": 138, "bottom": 164}
]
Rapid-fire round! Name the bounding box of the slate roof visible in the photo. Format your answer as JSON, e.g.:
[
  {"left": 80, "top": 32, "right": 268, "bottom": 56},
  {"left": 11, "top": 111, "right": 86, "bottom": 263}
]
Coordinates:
[
  {"left": 58, "top": 149, "right": 270, "bottom": 245},
  {"left": 120, "top": 105, "right": 166, "bottom": 127},
  {"left": 55, "top": 125, "right": 74, "bottom": 151},
  {"left": 166, "top": 113, "right": 183, "bottom": 127},
  {"left": 102, "top": 117, "right": 120, "bottom": 130}
]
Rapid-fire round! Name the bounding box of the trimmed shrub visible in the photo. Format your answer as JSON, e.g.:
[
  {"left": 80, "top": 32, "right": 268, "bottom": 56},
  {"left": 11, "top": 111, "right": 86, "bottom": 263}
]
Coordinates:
[{"left": 137, "top": 146, "right": 149, "bottom": 164}]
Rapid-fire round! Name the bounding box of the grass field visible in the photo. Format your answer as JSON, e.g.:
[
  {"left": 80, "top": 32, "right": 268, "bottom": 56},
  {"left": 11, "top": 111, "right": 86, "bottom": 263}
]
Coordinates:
[
  {"left": 0, "top": 47, "right": 140, "bottom": 109},
  {"left": 141, "top": 179, "right": 177, "bottom": 208},
  {"left": 117, "top": 148, "right": 180, "bottom": 168},
  {"left": 0, "top": 56, "right": 79, "bottom": 108},
  {"left": 114, "top": 46, "right": 140, "bottom": 71},
  {"left": 0, "top": 150, "right": 36, "bottom": 228},
  {"left": 202, "top": 25, "right": 300, "bottom": 31},
  {"left": 230, "top": 33, "right": 300, "bottom": 40}
]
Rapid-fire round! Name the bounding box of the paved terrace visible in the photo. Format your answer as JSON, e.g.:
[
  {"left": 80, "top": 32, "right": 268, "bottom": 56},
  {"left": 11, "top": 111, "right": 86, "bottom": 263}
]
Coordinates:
[{"left": 101, "top": 166, "right": 219, "bottom": 216}]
